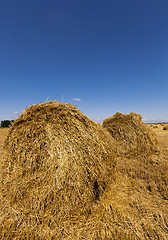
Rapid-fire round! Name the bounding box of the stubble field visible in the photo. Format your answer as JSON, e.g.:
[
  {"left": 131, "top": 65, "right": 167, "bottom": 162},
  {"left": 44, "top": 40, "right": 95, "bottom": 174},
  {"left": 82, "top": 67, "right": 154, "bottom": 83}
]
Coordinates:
[
  {"left": 0, "top": 121, "right": 168, "bottom": 239},
  {"left": 0, "top": 128, "right": 9, "bottom": 159}
]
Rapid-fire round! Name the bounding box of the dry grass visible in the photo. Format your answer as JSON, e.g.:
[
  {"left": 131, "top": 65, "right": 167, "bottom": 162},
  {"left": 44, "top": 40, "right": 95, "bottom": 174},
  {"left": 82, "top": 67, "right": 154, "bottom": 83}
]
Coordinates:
[
  {"left": 0, "top": 106, "right": 168, "bottom": 239},
  {"left": 0, "top": 101, "right": 117, "bottom": 239},
  {"left": 0, "top": 128, "right": 9, "bottom": 160},
  {"left": 102, "top": 112, "right": 159, "bottom": 157}
]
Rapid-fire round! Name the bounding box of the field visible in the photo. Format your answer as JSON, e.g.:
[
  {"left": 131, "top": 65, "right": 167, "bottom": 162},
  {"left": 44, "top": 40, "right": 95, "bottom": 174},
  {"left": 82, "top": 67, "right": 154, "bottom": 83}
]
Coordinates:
[
  {"left": 149, "top": 123, "right": 168, "bottom": 150},
  {"left": 0, "top": 128, "right": 9, "bottom": 159},
  {"left": 0, "top": 121, "right": 168, "bottom": 239}
]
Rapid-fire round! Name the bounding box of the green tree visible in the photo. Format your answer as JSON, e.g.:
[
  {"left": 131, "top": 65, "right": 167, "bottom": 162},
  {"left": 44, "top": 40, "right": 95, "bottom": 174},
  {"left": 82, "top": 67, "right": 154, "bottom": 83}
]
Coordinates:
[{"left": 1, "top": 120, "right": 14, "bottom": 128}]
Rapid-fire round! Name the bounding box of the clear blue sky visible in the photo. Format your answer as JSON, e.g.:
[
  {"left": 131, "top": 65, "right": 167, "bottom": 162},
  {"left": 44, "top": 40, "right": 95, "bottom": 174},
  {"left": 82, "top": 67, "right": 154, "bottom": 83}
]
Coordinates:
[{"left": 0, "top": 0, "right": 168, "bottom": 123}]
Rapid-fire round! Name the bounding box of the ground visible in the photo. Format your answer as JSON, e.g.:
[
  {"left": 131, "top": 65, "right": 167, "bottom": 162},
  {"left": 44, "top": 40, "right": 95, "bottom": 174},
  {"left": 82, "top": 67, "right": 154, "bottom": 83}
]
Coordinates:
[
  {"left": 149, "top": 123, "right": 168, "bottom": 151},
  {"left": 0, "top": 128, "right": 9, "bottom": 160}
]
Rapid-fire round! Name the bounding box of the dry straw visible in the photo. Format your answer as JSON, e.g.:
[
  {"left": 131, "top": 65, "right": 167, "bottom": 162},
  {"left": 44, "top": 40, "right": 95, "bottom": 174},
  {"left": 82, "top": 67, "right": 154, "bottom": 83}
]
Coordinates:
[
  {"left": 1, "top": 104, "right": 167, "bottom": 239},
  {"left": 0, "top": 101, "right": 117, "bottom": 238},
  {"left": 102, "top": 112, "right": 159, "bottom": 157}
]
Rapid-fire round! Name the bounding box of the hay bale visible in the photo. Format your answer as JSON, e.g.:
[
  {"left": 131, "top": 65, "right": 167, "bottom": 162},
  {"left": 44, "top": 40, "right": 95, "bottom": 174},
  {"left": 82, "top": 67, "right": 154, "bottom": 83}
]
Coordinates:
[
  {"left": 102, "top": 112, "right": 158, "bottom": 157},
  {"left": 0, "top": 101, "right": 117, "bottom": 237}
]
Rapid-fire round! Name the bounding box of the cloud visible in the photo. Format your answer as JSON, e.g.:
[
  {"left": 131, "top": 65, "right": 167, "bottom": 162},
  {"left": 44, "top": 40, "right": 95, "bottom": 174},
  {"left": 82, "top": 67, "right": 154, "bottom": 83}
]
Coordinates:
[
  {"left": 142, "top": 117, "right": 168, "bottom": 123},
  {"left": 92, "top": 117, "right": 103, "bottom": 124},
  {"left": 73, "top": 98, "right": 81, "bottom": 102}
]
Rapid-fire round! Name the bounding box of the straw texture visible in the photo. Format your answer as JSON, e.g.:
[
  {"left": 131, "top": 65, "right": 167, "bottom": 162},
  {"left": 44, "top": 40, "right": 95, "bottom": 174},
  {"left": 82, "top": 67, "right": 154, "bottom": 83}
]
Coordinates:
[
  {"left": 0, "top": 101, "right": 117, "bottom": 239},
  {"left": 102, "top": 112, "right": 158, "bottom": 157}
]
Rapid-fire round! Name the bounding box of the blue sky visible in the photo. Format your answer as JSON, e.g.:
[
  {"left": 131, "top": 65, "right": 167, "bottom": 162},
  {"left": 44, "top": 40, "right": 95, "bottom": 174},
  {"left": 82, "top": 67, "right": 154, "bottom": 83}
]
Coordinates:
[{"left": 0, "top": 0, "right": 168, "bottom": 123}]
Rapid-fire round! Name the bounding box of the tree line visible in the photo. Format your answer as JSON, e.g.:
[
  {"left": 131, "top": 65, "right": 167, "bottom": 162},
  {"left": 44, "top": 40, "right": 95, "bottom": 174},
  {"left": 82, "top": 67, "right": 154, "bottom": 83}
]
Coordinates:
[{"left": 0, "top": 120, "right": 14, "bottom": 128}]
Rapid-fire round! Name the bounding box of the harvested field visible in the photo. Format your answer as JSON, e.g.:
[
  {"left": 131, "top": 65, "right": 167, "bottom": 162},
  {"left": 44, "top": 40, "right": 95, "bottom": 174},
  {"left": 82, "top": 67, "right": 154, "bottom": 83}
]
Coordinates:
[
  {"left": 0, "top": 105, "right": 168, "bottom": 239},
  {"left": 0, "top": 128, "right": 9, "bottom": 155}
]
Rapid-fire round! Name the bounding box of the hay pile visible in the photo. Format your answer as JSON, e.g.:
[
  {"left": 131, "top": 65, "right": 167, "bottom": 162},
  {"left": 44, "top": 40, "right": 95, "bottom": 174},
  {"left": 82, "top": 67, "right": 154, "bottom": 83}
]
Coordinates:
[
  {"left": 102, "top": 112, "right": 158, "bottom": 157},
  {"left": 0, "top": 101, "right": 117, "bottom": 238}
]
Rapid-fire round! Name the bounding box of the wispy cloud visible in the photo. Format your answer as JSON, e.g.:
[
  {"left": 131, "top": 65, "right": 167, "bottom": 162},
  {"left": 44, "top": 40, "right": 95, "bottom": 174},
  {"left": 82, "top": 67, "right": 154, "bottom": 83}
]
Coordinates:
[
  {"left": 92, "top": 117, "right": 103, "bottom": 124},
  {"left": 142, "top": 117, "right": 168, "bottom": 123},
  {"left": 73, "top": 98, "right": 81, "bottom": 102},
  {"left": 143, "top": 118, "right": 157, "bottom": 122}
]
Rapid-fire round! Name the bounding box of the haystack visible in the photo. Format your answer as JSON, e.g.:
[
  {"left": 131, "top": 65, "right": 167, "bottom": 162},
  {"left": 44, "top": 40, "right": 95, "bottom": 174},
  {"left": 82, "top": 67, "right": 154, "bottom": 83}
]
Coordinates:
[
  {"left": 102, "top": 112, "right": 158, "bottom": 157},
  {"left": 0, "top": 101, "right": 117, "bottom": 238}
]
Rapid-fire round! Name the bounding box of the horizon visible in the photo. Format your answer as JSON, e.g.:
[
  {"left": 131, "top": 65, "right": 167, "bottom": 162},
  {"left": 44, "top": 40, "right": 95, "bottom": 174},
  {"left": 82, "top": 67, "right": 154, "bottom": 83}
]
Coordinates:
[
  {"left": 0, "top": 99, "right": 168, "bottom": 125},
  {"left": 0, "top": 0, "right": 168, "bottom": 123}
]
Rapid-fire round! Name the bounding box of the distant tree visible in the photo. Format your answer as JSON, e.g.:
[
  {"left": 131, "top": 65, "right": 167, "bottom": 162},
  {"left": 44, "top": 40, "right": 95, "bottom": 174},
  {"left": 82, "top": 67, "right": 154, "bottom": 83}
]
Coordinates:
[{"left": 1, "top": 120, "right": 14, "bottom": 128}]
